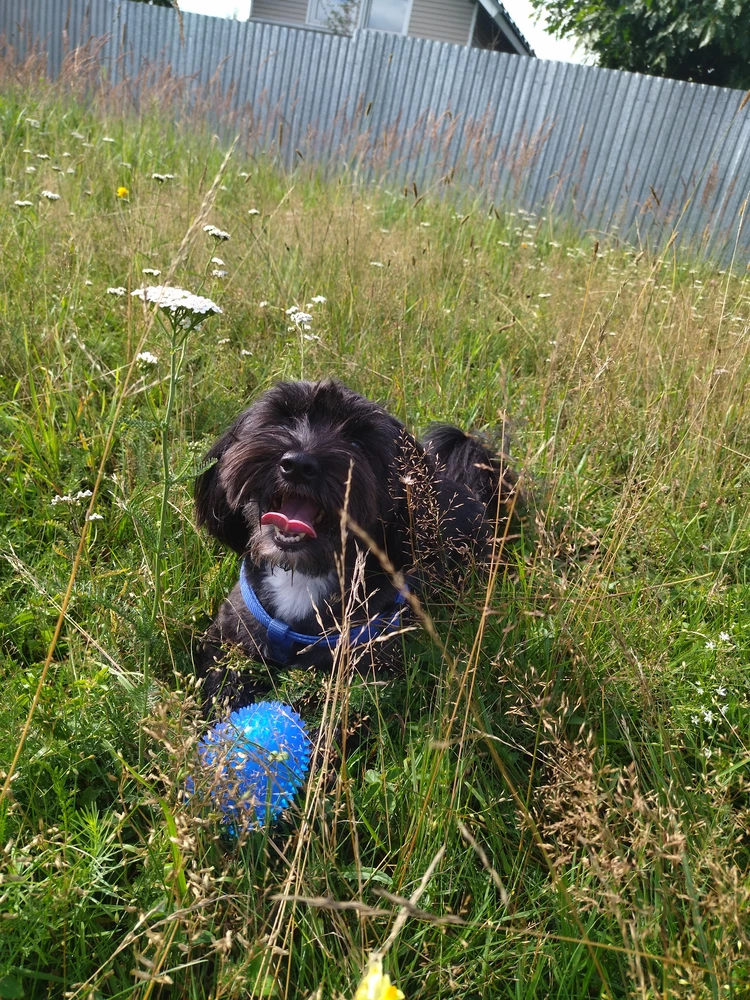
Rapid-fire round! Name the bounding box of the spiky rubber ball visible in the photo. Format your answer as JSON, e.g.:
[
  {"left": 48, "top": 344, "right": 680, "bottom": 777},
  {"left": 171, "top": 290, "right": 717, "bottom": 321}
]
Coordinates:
[{"left": 195, "top": 702, "right": 311, "bottom": 831}]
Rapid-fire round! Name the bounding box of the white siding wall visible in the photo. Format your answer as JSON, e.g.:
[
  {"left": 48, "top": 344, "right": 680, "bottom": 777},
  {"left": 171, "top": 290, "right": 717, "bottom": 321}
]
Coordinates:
[
  {"left": 407, "top": 0, "right": 474, "bottom": 45},
  {"left": 252, "top": 0, "right": 309, "bottom": 26}
]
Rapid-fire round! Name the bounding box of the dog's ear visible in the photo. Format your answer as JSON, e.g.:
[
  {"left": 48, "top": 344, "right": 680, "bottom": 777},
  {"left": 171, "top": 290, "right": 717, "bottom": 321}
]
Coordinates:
[{"left": 194, "top": 421, "right": 250, "bottom": 554}]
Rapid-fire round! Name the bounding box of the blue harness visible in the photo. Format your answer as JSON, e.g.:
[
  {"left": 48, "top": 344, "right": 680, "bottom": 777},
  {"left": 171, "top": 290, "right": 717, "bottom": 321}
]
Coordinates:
[{"left": 238, "top": 556, "right": 408, "bottom": 664}]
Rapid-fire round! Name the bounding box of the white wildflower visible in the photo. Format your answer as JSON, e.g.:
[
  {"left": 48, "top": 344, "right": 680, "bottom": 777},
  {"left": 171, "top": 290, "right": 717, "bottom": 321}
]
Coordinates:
[
  {"left": 719, "top": 703, "right": 729, "bottom": 716},
  {"left": 239, "top": 171, "right": 250, "bottom": 178},
  {"left": 36, "top": 153, "right": 50, "bottom": 160},
  {"left": 85, "top": 280, "right": 93, "bottom": 286},
  {"left": 70, "top": 130, "right": 85, "bottom": 139},
  {"left": 142, "top": 268, "right": 161, "bottom": 277},
  {"left": 369, "top": 261, "right": 384, "bottom": 267},
  {"left": 203, "top": 224, "right": 230, "bottom": 240},
  {"left": 286, "top": 306, "right": 300, "bottom": 315},
  {"left": 705, "top": 640, "right": 716, "bottom": 651},
  {"left": 66, "top": 168, "right": 75, "bottom": 175},
  {"left": 136, "top": 351, "right": 159, "bottom": 366},
  {"left": 303, "top": 333, "right": 319, "bottom": 341},
  {"left": 86, "top": 512, "right": 104, "bottom": 521},
  {"left": 419, "top": 221, "right": 431, "bottom": 227},
  {"left": 23, "top": 149, "right": 32, "bottom": 154},
  {"left": 538, "top": 293, "right": 552, "bottom": 299},
  {"left": 248, "top": 208, "right": 260, "bottom": 215},
  {"left": 258, "top": 301, "right": 270, "bottom": 308},
  {"left": 240, "top": 349, "right": 253, "bottom": 356},
  {"left": 14, "top": 200, "right": 33, "bottom": 208},
  {"left": 25, "top": 118, "right": 40, "bottom": 128},
  {"left": 211, "top": 257, "right": 225, "bottom": 266},
  {"left": 310, "top": 295, "right": 326, "bottom": 304},
  {"left": 106, "top": 287, "right": 127, "bottom": 296},
  {"left": 293, "top": 312, "right": 313, "bottom": 327},
  {"left": 380, "top": 228, "right": 390, "bottom": 233},
  {"left": 211, "top": 269, "right": 227, "bottom": 278},
  {"left": 718, "top": 631, "right": 731, "bottom": 641},
  {"left": 152, "top": 172, "right": 174, "bottom": 182},
  {"left": 120, "top": 161, "right": 132, "bottom": 168},
  {"left": 51, "top": 166, "right": 62, "bottom": 172},
  {"left": 217, "top": 338, "right": 230, "bottom": 346},
  {"left": 131, "top": 285, "right": 222, "bottom": 317},
  {"left": 702, "top": 709, "right": 714, "bottom": 724},
  {"left": 703, "top": 747, "right": 712, "bottom": 759},
  {"left": 41, "top": 190, "right": 61, "bottom": 200},
  {"left": 715, "top": 685, "right": 727, "bottom": 698},
  {"left": 691, "top": 715, "right": 700, "bottom": 725},
  {"left": 25, "top": 166, "right": 36, "bottom": 174},
  {"left": 102, "top": 136, "right": 116, "bottom": 143}
]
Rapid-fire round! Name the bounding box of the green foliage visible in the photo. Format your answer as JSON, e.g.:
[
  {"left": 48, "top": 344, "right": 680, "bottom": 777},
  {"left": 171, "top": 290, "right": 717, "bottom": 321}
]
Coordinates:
[
  {"left": 531, "top": 0, "right": 750, "bottom": 88},
  {"left": 0, "top": 77, "right": 748, "bottom": 1000}
]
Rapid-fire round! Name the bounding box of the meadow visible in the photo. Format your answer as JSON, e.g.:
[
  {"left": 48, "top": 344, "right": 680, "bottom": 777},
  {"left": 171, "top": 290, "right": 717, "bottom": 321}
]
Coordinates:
[{"left": 0, "top": 70, "right": 748, "bottom": 1000}]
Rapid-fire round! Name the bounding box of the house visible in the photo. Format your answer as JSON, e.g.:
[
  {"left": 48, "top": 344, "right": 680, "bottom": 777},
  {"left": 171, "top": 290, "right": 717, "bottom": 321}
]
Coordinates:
[{"left": 249, "top": 0, "right": 535, "bottom": 56}]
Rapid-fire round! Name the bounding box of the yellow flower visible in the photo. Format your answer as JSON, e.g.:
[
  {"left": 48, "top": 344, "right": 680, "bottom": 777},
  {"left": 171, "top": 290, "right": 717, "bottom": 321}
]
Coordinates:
[
  {"left": 354, "top": 959, "right": 404, "bottom": 1000},
  {"left": 116, "top": 186, "right": 129, "bottom": 198}
]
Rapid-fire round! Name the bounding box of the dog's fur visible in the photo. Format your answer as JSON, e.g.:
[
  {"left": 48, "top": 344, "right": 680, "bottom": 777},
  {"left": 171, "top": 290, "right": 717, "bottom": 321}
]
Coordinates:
[{"left": 194, "top": 379, "right": 515, "bottom": 710}]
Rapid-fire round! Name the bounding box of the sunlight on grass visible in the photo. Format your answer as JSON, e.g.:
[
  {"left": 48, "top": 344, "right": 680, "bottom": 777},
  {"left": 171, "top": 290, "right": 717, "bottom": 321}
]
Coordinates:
[{"left": 0, "top": 60, "right": 748, "bottom": 1000}]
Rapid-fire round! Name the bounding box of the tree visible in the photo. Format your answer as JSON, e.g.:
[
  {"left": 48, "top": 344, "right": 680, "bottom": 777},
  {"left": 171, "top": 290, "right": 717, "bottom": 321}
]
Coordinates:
[{"left": 530, "top": 0, "right": 750, "bottom": 90}]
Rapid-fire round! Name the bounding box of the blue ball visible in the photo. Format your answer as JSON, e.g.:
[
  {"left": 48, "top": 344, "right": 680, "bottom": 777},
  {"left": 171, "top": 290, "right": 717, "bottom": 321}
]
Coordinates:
[{"left": 194, "top": 702, "right": 311, "bottom": 831}]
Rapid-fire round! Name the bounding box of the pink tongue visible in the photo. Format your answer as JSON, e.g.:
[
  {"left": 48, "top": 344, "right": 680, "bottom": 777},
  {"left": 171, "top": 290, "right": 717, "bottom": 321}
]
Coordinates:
[{"left": 261, "top": 497, "right": 318, "bottom": 538}]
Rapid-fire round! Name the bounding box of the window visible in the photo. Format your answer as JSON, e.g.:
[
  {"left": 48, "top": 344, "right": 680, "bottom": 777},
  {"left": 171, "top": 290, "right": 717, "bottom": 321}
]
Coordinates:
[
  {"left": 308, "top": 0, "right": 361, "bottom": 30},
  {"left": 365, "top": 0, "right": 410, "bottom": 34}
]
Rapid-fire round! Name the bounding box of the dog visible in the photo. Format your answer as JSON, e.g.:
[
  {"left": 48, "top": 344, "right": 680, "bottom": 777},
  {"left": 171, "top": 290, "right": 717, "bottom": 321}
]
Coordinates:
[{"left": 194, "top": 379, "right": 515, "bottom": 711}]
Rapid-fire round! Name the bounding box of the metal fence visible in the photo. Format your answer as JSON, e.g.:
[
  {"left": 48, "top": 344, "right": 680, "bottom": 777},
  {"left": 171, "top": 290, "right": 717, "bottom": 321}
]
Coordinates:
[{"left": 2, "top": 0, "right": 750, "bottom": 261}]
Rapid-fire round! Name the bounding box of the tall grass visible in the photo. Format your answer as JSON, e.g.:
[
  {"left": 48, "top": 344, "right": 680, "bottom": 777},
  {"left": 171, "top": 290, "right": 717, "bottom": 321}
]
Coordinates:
[{"left": 0, "top": 72, "right": 748, "bottom": 1000}]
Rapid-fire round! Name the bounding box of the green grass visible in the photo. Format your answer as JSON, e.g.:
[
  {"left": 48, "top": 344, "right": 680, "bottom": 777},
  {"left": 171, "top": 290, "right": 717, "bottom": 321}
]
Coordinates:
[{"left": 0, "top": 74, "right": 748, "bottom": 1000}]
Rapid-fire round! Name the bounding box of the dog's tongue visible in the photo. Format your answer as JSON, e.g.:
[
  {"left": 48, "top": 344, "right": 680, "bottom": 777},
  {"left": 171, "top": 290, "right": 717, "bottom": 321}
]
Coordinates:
[{"left": 261, "top": 497, "right": 318, "bottom": 538}]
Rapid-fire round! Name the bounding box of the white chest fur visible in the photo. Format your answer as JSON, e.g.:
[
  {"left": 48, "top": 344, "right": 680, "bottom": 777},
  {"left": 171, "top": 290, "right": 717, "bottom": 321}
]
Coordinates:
[{"left": 263, "top": 569, "right": 337, "bottom": 624}]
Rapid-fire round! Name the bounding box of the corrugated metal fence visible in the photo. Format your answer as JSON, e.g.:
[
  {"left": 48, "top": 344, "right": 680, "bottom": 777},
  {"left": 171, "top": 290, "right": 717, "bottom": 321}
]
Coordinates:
[{"left": 2, "top": 0, "right": 750, "bottom": 261}]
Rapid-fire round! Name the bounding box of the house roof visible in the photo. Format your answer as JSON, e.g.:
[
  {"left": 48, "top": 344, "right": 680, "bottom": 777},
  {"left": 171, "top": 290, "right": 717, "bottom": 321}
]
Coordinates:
[{"left": 477, "top": 0, "right": 535, "bottom": 57}]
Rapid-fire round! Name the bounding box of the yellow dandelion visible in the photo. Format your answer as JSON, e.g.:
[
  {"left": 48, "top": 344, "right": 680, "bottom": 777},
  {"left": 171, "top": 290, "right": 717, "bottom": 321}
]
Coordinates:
[
  {"left": 354, "top": 959, "right": 404, "bottom": 1000},
  {"left": 116, "top": 186, "right": 129, "bottom": 199}
]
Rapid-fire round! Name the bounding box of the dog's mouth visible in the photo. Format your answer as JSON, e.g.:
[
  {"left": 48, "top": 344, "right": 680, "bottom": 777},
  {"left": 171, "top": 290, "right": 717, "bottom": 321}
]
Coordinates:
[{"left": 260, "top": 495, "right": 323, "bottom": 547}]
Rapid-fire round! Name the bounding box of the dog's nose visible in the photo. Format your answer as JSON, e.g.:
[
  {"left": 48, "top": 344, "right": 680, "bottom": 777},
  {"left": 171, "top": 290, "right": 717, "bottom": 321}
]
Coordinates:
[{"left": 279, "top": 451, "right": 320, "bottom": 483}]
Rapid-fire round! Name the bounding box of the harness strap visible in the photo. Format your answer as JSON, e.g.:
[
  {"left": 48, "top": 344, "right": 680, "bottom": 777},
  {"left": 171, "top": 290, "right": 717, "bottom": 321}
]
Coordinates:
[{"left": 239, "top": 557, "right": 407, "bottom": 664}]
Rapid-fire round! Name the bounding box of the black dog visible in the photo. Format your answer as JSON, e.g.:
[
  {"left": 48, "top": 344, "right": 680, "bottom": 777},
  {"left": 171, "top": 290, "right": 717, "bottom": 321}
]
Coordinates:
[{"left": 194, "top": 379, "right": 515, "bottom": 710}]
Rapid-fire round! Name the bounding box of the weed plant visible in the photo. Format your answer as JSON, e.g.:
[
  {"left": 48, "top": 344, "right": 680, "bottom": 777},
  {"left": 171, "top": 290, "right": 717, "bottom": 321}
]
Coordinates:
[{"left": 0, "top": 70, "right": 748, "bottom": 1000}]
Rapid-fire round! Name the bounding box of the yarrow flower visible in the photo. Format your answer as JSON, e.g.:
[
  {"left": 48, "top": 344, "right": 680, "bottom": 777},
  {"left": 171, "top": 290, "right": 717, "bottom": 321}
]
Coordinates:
[
  {"left": 152, "top": 172, "right": 175, "bottom": 182},
  {"left": 310, "top": 295, "right": 327, "bottom": 304},
  {"left": 14, "top": 200, "right": 33, "bottom": 208},
  {"left": 211, "top": 269, "right": 227, "bottom": 278},
  {"left": 369, "top": 261, "right": 384, "bottom": 267},
  {"left": 86, "top": 512, "right": 104, "bottom": 521},
  {"left": 211, "top": 257, "right": 225, "bottom": 266},
  {"left": 131, "top": 285, "right": 222, "bottom": 318},
  {"left": 203, "top": 224, "right": 230, "bottom": 241},
  {"left": 51, "top": 489, "right": 93, "bottom": 507},
  {"left": 41, "top": 190, "right": 60, "bottom": 200},
  {"left": 292, "top": 312, "right": 313, "bottom": 327},
  {"left": 142, "top": 268, "right": 161, "bottom": 276},
  {"left": 136, "top": 351, "right": 159, "bottom": 366},
  {"left": 353, "top": 958, "right": 404, "bottom": 1000},
  {"left": 248, "top": 208, "right": 260, "bottom": 215},
  {"left": 258, "top": 301, "right": 270, "bottom": 308},
  {"left": 106, "top": 287, "right": 127, "bottom": 296},
  {"left": 102, "top": 136, "right": 116, "bottom": 143},
  {"left": 36, "top": 153, "right": 50, "bottom": 160}
]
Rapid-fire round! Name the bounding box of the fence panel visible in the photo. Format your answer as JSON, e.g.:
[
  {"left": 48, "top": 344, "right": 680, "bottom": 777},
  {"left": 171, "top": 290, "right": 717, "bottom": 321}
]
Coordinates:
[{"left": 1, "top": 0, "right": 749, "bottom": 260}]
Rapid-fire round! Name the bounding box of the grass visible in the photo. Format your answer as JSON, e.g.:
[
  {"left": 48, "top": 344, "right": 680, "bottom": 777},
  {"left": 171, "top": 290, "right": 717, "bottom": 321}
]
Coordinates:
[{"left": 0, "top": 69, "right": 748, "bottom": 1000}]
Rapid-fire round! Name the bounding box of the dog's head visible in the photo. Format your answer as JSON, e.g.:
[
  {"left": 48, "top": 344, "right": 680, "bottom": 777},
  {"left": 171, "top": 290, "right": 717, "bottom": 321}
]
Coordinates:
[{"left": 195, "top": 380, "right": 416, "bottom": 575}]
